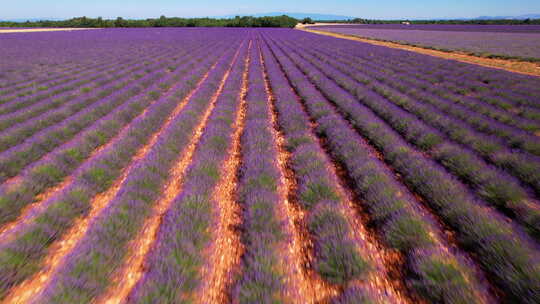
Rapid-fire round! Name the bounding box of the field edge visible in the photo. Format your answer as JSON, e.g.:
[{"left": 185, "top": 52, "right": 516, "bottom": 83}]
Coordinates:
[{"left": 300, "top": 27, "right": 540, "bottom": 77}]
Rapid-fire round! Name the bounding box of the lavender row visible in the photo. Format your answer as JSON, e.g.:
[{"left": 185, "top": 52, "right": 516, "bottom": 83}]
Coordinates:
[
  {"left": 311, "top": 42, "right": 540, "bottom": 131},
  {"left": 0, "top": 54, "right": 128, "bottom": 100},
  {"left": 0, "top": 44, "right": 158, "bottom": 98},
  {"left": 263, "top": 34, "right": 485, "bottom": 304},
  {"left": 346, "top": 29, "right": 540, "bottom": 100},
  {"left": 0, "top": 70, "right": 164, "bottom": 183},
  {"left": 304, "top": 30, "right": 540, "bottom": 109},
  {"left": 37, "top": 38, "right": 244, "bottom": 303},
  {"left": 279, "top": 34, "right": 540, "bottom": 194},
  {"left": 280, "top": 39, "right": 540, "bottom": 239},
  {"left": 312, "top": 24, "right": 540, "bottom": 34},
  {"left": 0, "top": 50, "right": 161, "bottom": 115},
  {"left": 368, "top": 85, "right": 540, "bottom": 194},
  {"left": 259, "top": 41, "right": 372, "bottom": 290},
  {"left": 0, "top": 60, "right": 91, "bottom": 91},
  {"left": 0, "top": 33, "right": 142, "bottom": 89},
  {"left": 0, "top": 42, "right": 217, "bottom": 235},
  {"left": 229, "top": 41, "right": 289, "bottom": 302},
  {"left": 262, "top": 40, "right": 387, "bottom": 301},
  {"left": 0, "top": 29, "right": 180, "bottom": 91},
  {"left": 0, "top": 54, "right": 132, "bottom": 108},
  {"left": 355, "top": 48, "right": 540, "bottom": 126},
  {"left": 0, "top": 64, "right": 115, "bottom": 115},
  {"left": 0, "top": 54, "right": 140, "bottom": 113},
  {"left": 0, "top": 40, "right": 231, "bottom": 301},
  {"left": 0, "top": 45, "right": 177, "bottom": 133},
  {"left": 367, "top": 72, "right": 540, "bottom": 155},
  {"left": 349, "top": 49, "right": 540, "bottom": 123},
  {"left": 0, "top": 42, "right": 192, "bottom": 144},
  {"left": 0, "top": 44, "right": 166, "bottom": 99},
  {"left": 0, "top": 27, "right": 236, "bottom": 107},
  {"left": 0, "top": 62, "right": 92, "bottom": 93},
  {"left": 317, "top": 27, "right": 540, "bottom": 61},
  {"left": 264, "top": 31, "right": 540, "bottom": 302},
  {"left": 0, "top": 48, "right": 178, "bottom": 151},
  {"left": 280, "top": 34, "right": 540, "bottom": 155},
  {"left": 423, "top": 66, "right": 540, "bottom": 110},
  {"left": 0, "top": 48, "right": 181, "bottom": 183},
  {"left": 0, "top": 29, "right": 209, "bottom": 104},
  {"left": 130, "top": 38, "right": 249, "bottom": 304}
]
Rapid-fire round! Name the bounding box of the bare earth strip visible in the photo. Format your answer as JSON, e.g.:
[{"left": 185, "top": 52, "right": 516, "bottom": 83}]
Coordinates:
[
  {"left": 300, "top": 28, "right": 540, "bottom": 77},
  {"left": 0, "top": 28, "right": 97, "bottom": 34}
]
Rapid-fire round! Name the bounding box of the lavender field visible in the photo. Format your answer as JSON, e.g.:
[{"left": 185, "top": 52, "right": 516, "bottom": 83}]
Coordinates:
[
  {"left": 0, "top": 27, "right": 539, "bottom": 304},
  {"left": 315, "top": 24, "right": 540, "bottom": 33},
  {"left": 312, "top": 24, "right": 540, "bottom": 60}
]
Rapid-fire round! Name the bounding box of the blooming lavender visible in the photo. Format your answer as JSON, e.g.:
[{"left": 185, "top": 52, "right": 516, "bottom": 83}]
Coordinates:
[
  {"left": 259, "top": 40, "right": 371, "bottom": 288},
  {"left": 0, "top": 27, "right": 538, "bottom": 303},
  {"left": 262, "top": 29, "right": 539, "bottom": 303},
  {"left": 228, "top": 40, "right": 290, "bottom": 303},
  {"left": 311, "top": 24, "right": 540, "bottom": 33},
  {"left": 315, "top": 25, "right": 540, "bottom": 60},
  {"left": 0, "top": 41, "right": 217, "bottom": 233},
  {"left": 263, "top": 33, "right": 486, "bottom": 303},
  {"left": 0, "top": 33, "right": 235, "bottom": 301},
  {"left": 0, "top": 51, "right": 176, "bottom": 152},
  {"left": 277, "top": 36, "right": 540, "bottom": 239},
  {"left": 37, "top": 36, "right": 245, "bottom": 303},
  {"left": 130, "top": 36, "right": 250, "bottom": 304},
  {"left": 0, "top": 48, "right": 169, "bottom": 133},
  {"left": 301, "top": 29, "right": 540, "bottom": 109},
  {"left": 308, "top": 41, "right": 540, "bottom": 133}
]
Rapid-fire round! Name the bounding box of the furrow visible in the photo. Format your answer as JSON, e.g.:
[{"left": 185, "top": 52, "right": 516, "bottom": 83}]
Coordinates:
[{"left": 197, "top": 41, "right": 250, "bottom": 304}]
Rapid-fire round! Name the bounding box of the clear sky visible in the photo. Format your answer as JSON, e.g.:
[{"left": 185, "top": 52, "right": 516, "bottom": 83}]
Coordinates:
[{"left": 2, "top": 0, "right": 540, "bottom": 20}]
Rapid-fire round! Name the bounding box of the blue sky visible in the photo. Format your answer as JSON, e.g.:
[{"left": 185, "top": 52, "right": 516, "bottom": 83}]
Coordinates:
[{"left": 2, "top": 0, "right": 540, "bottom": 20}]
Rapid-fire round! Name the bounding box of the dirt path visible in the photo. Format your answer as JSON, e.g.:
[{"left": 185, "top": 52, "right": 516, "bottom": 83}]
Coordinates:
[
  {"left": 300, "top": 28, "right": 540, "bottom": 77},
  {"left": 196, "top": 42, "right": 248, "bottom": 304},
  {"left": 295, "top": 23, "right": 350, "bottom": 29},
  {"left": 0, "top": 28, "right": 97, "bottom": 34}
]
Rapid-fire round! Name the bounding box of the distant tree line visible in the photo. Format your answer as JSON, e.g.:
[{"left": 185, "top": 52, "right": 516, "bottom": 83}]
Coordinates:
[
  {"left": 300, "top": 17, "right": 315, "bottom": 24},
  {"left": 318, "top": 18, "right": 540, "bottom": 25},
  {"left": 0, "top": 15, "right": 298, "bottom": 28}
]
